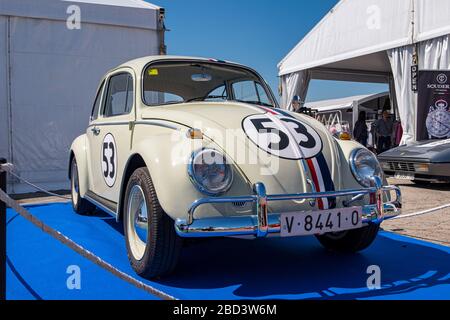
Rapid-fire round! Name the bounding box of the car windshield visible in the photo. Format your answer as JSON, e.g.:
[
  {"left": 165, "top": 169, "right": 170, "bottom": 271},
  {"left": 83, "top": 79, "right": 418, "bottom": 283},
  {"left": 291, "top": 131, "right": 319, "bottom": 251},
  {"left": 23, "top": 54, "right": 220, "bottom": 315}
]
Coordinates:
[{"left": 143, "top": 61, "right": 277, "bottom": 107}]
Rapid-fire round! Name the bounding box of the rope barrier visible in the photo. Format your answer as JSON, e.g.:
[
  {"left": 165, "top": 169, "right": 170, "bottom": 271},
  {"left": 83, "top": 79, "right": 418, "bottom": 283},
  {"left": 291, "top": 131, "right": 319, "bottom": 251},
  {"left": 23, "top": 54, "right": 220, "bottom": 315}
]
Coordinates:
[
  {"left": 390, "top": 203, "right": 450, "bottom": 220},
  {"left": 0, "top": 188, "right": 177, "bottom": 300},
  {"left": 6, "top": 170, "right": 71, "bottom": 200}
]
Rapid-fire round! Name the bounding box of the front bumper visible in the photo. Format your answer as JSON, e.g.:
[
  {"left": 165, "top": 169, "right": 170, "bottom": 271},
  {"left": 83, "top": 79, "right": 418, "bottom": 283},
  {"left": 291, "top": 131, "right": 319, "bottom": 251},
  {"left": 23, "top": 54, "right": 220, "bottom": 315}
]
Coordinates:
[{"left": 175, "top": 177, "right": 402, "bottom": 238}]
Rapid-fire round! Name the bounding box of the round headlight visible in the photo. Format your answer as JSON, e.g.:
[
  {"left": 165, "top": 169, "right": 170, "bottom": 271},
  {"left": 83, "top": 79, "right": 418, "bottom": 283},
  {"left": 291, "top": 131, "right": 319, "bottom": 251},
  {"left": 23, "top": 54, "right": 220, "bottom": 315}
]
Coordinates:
[
  {"left": 350, "top": 148, "right": 382, "bottom": 187},
  {"left": 188, "top": 149, "right": 233, "bottom": 196}
]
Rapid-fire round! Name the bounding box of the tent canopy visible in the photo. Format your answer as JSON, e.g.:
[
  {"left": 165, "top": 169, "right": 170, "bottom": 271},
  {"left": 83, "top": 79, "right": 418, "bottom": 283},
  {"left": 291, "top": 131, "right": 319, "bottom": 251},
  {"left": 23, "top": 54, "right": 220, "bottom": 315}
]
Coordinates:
[
  {"left": 278, "top": 0, "right": 450, "bottom": 80},
  {"left": 305, "top": 92, "right": 389, "bottom": 113}
]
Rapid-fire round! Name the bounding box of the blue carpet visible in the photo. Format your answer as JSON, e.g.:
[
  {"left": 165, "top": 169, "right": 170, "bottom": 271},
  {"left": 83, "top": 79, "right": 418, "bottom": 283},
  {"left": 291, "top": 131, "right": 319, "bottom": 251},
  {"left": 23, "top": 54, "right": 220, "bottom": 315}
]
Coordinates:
[{"left": 6, "top": 202, "right": 450, "bottom": 300}]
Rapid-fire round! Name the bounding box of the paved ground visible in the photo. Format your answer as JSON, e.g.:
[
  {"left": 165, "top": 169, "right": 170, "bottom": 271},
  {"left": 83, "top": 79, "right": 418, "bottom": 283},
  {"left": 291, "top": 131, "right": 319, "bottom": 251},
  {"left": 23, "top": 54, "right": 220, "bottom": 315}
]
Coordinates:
[
  {"left": 11, "top": 179, "right": 450, "bottom": 247},
  {"left": 382, "top": 178, "right": 450, "bottom": 247}
]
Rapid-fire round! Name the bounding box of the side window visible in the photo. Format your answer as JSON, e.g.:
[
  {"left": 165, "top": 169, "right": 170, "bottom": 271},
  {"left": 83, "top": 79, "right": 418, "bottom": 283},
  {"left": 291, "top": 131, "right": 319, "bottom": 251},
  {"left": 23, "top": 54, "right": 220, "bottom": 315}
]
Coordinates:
[
  {"left": 232, "top": 80, "right": 259, "bottom": 102},
  {"left": 91, "top": 80, "right": 105, "bottom": 121},
  {"left": 103, "top": 73, "right": 134, "bottom": 117}
]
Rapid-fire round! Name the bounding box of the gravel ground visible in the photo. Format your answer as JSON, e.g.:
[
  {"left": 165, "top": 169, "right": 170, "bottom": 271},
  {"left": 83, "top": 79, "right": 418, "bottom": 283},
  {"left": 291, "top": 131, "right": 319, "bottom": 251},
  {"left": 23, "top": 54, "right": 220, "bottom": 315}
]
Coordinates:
[
  {"left": 10, "top": 179, "right": 450, "bottom": 247},
  {"left": 382, "top": 178, "right": 450, "bottom": 247}
]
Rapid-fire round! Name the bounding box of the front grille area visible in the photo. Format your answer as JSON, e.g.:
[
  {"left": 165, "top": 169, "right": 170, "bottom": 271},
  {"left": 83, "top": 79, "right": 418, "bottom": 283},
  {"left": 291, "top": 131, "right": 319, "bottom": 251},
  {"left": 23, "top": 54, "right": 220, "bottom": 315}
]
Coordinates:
[{"left": 387, "top": 161, "right": 415, "bottom": 172}]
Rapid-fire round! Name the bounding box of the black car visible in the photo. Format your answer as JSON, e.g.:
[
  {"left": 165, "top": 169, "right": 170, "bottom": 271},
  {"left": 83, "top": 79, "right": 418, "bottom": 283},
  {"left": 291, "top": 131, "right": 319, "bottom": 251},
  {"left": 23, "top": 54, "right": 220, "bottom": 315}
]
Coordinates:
[{"left": 378, "top": 139, "right": 450, "bottom": 184}]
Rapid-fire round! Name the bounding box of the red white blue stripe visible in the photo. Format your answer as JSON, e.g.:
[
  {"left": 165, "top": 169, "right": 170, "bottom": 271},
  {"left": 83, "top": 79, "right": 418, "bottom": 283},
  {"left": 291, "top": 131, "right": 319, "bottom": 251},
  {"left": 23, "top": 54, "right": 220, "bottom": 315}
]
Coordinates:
[{"left": 257, "top": 106, "right": 336, "bottom": 210}]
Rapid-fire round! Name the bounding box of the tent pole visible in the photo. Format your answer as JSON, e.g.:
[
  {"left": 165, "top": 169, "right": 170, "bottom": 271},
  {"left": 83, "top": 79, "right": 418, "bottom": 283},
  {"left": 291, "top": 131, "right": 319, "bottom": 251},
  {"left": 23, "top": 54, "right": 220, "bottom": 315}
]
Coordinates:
[
  {"left": 6, "top": 17, "right": 13, "bottom": 193},
  {"left": 157, "top": 8, "right": 167, "bottom": 55}
]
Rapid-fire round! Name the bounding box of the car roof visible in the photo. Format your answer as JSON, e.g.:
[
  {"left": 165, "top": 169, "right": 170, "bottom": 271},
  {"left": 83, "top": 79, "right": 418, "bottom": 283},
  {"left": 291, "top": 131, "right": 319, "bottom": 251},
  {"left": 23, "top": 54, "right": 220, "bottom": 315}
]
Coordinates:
[{"left": 112, "top": 55, "right": 245, "bottom": 73}]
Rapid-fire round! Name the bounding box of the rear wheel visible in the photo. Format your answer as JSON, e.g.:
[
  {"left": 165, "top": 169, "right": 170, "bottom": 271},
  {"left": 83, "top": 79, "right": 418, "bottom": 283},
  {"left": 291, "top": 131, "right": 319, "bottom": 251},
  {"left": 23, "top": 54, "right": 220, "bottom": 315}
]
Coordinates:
[
  {"left": 316, "top": 223, "right": 380, "bottom": 253},
  {"left": 124, "top": 167, "right": 182, "bottom": 279},
  {"left": 71, "top": 158, "right": 95, "bottom": 215}
]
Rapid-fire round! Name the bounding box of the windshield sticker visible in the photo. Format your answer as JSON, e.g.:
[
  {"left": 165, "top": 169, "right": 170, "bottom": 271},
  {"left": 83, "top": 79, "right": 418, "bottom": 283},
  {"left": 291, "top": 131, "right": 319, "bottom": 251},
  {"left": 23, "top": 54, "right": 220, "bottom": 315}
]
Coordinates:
[{"left": 148, "top": 68, "right": 159, "bottom": 76}]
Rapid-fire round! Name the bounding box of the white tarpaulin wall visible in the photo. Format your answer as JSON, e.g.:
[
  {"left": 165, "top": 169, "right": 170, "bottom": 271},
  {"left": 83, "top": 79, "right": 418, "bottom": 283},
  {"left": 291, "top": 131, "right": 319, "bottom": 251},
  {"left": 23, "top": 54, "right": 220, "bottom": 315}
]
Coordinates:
[
  {"left": 0, "top": 16, "right": 7, "bottom": 164},
  {"left": 279, "top": 0, "right": 450, "bottom": 145},
  {"left": 0, "top": 0, "right": 163, "bottom": 193}
]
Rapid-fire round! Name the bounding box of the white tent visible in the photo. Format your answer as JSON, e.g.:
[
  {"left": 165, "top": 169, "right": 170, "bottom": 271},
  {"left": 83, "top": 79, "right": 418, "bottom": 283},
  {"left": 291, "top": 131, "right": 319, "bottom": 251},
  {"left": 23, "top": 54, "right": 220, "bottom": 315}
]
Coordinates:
[
  {"left": 278, "top": 0, "right": 450, "bottom": 145},
  {"left": 305, "top": 92, "right": 390, "bottom": 133},
  {"left": 0, "top": 0, "right": 165, "bottom": 193},
  {"left": 305, "top": 92, "right": 389, "bottom": 114}
]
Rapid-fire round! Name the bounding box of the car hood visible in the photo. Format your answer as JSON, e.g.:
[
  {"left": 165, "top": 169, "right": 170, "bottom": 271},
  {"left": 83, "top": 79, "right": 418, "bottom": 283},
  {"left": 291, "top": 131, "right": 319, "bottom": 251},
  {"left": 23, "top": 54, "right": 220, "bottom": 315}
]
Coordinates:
[
  {"left": 141, "top": 102, "right": 342, "bottom": 196},
  {"left": 378, "top": 139, "right": 450, "bottom": 163}
]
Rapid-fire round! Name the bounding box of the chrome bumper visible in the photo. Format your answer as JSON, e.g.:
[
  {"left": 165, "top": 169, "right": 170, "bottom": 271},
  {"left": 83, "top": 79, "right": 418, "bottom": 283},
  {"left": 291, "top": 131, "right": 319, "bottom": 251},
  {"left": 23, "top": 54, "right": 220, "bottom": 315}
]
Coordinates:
[{"left": 175, "top": 177, "right": 402, "bottom": 238}]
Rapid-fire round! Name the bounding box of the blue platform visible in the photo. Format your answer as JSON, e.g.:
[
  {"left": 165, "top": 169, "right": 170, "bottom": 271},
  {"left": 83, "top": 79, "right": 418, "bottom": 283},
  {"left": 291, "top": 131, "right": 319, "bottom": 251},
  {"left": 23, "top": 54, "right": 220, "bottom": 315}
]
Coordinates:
[{"left": 6, "top": 202, "right": 450, "bottom": 300}]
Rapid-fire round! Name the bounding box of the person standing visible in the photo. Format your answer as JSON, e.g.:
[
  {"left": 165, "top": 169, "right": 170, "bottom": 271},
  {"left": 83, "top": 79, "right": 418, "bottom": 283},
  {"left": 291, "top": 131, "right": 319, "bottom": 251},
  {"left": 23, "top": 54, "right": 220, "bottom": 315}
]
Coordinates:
[
  {"left": 353, "top": 111, "right": 368, "bottom": 147},
  {"left": 375, "top": 111, "right": 394, "bottom": 153},
  {"left": 291, "top": 95, "right": 301, "bottom": 113}
]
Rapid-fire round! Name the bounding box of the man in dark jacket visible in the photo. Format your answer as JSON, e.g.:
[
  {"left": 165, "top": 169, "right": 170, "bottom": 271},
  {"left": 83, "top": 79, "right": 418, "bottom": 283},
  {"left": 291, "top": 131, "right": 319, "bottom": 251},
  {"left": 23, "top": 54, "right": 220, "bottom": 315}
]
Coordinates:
[
  {"left": 375, "top": 111, "right": 394, "bottom": 153},
  {"left": 353, "top": 111, "right": 368, "bottom": 147}
]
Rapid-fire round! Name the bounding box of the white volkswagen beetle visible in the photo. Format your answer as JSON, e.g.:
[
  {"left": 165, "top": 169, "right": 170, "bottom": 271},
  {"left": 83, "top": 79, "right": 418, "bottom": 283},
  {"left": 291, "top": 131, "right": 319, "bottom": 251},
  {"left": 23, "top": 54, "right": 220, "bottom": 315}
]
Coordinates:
[{"left": 69, "top": 56, "right": 401, "bottom": 278}]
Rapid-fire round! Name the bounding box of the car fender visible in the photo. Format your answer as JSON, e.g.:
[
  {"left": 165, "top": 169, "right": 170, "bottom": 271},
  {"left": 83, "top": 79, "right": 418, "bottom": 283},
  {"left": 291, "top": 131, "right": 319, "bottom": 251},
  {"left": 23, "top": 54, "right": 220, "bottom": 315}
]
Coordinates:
[
  {"left": 335, "top": 139, "right": 389, "bottom": 188},
  {"left": 117, "top": 128, "right": 226, "bottom": 221},
  {"left": 69, "top": 134, "right": 89, "bottom": 198}
]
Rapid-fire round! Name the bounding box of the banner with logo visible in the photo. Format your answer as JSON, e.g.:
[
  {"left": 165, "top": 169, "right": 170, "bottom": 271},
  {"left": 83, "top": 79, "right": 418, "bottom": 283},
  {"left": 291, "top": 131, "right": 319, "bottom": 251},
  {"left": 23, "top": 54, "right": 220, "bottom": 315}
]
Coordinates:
[{"left": 417, "top": 71, "right": 450, "bottom": 140}]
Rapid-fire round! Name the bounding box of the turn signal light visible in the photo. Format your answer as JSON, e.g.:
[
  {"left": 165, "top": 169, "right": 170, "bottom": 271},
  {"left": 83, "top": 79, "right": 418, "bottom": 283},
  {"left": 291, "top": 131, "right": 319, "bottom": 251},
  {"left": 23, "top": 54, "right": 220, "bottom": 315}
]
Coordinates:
[
  {"left": 187, "top": 128, "right": 203, "bottom": 140},
  {"left": 339, "top": 132, "right": 352, "bottom": 141},
  {"left": 414, "top": 163, "right": 430, "bottom": 173}
]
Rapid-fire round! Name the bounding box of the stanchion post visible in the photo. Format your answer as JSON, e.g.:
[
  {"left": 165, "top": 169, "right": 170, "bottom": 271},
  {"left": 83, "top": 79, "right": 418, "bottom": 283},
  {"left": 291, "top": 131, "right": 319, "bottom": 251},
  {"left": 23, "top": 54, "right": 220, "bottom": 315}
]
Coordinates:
[{"left": 0, "top": 157, "right": 6, "bottom": 300}]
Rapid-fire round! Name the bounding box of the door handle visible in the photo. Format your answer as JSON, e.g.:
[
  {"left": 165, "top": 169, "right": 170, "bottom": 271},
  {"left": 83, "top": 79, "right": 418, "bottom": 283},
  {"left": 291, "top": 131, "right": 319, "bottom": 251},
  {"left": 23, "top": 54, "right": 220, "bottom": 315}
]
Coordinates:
[{"left": 91, "top": 127, "right": 101, "bottom": 136}]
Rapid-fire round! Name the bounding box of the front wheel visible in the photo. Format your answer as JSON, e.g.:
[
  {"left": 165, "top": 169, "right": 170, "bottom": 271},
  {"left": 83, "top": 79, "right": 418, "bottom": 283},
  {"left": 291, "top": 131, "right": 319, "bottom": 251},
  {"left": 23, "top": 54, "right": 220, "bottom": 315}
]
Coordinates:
[
  {"left": 124, "top": 167, "right": 182, "bottom": 279},
  {"left": 316, "top": 223, "right": 380, "bottom": 253}
]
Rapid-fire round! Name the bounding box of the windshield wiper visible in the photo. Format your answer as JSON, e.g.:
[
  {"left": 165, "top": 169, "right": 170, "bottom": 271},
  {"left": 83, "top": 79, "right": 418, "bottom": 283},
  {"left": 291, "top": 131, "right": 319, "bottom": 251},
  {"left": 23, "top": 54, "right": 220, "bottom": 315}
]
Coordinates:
[{"left": 185, "top": 95, "right": 228, "bottom": 102}]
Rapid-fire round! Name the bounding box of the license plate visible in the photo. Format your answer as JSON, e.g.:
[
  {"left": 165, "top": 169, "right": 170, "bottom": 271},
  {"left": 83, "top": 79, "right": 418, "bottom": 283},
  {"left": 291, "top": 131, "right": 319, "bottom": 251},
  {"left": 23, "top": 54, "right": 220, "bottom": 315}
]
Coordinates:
[
  {"left": 394, "top": 173, "right": 414, "bottom": 180},
  {"left": 280, "top": 207, "right": 362, "bottom": 237}
]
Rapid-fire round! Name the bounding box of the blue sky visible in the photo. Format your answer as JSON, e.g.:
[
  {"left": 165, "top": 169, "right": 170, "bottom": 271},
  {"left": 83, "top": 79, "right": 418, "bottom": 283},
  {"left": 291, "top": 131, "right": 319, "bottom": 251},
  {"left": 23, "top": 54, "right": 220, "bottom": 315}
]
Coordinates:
[{"left": 151, "top": 0, "right": 388, "bottom": 102}]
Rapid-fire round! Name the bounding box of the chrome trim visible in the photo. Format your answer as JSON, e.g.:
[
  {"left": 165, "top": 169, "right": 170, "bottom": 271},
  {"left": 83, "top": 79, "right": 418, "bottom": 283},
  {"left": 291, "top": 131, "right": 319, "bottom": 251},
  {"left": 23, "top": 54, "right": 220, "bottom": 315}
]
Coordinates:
[
  {"left": 343, "top": 193, "right": 364, "bottom": 207},
  {"left": 253, "top": 182, "right": 268, "bottom": 237},
  {"left": 305, "top": 178, "right": 317, "bottom": 207},
  {"left": 91, "top": 127, "right": 101, "bottom": 135},
  {"left": 134, "top": 120, "right": 180, "bottom": 131},
  {"left": 175, "top": 203, "right": 401, "bottom": 238},
  {"left": 187, "top": 148, "right": 234, "bottom": 198},
  {"left": 175, "top": 178, "right": 401, "bottom": 238},
  {"left": 88, "top": 121, "right": 130, "bottom": 128}
]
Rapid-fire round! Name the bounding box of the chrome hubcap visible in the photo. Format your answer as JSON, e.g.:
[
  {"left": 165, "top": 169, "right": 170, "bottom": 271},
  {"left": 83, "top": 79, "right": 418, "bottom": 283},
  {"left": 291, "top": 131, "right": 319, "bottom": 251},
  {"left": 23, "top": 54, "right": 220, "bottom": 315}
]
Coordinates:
[
  {"left": 127, "top": 185, "right": 148, "bottom": 260},
  {"left": 71, "top": 162, "right": 79, "bottom": 206}
]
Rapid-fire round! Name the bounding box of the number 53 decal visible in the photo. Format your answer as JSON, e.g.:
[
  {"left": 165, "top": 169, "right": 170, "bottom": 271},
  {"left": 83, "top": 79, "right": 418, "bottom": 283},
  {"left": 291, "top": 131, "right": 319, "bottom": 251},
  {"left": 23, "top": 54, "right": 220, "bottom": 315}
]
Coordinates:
[
  {"left": 102, "top": 133, "right": 117, "bottom": 187},
  {"left": 242, "top": 115, "right": 323, "bottom": 160}
]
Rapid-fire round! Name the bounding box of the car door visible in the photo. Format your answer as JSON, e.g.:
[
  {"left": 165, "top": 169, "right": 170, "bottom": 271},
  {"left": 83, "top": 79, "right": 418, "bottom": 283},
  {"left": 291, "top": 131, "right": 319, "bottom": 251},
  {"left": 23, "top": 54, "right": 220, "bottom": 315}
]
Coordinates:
[{"left": 87, "top": 69, "right": 135, "bottom": 206}]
